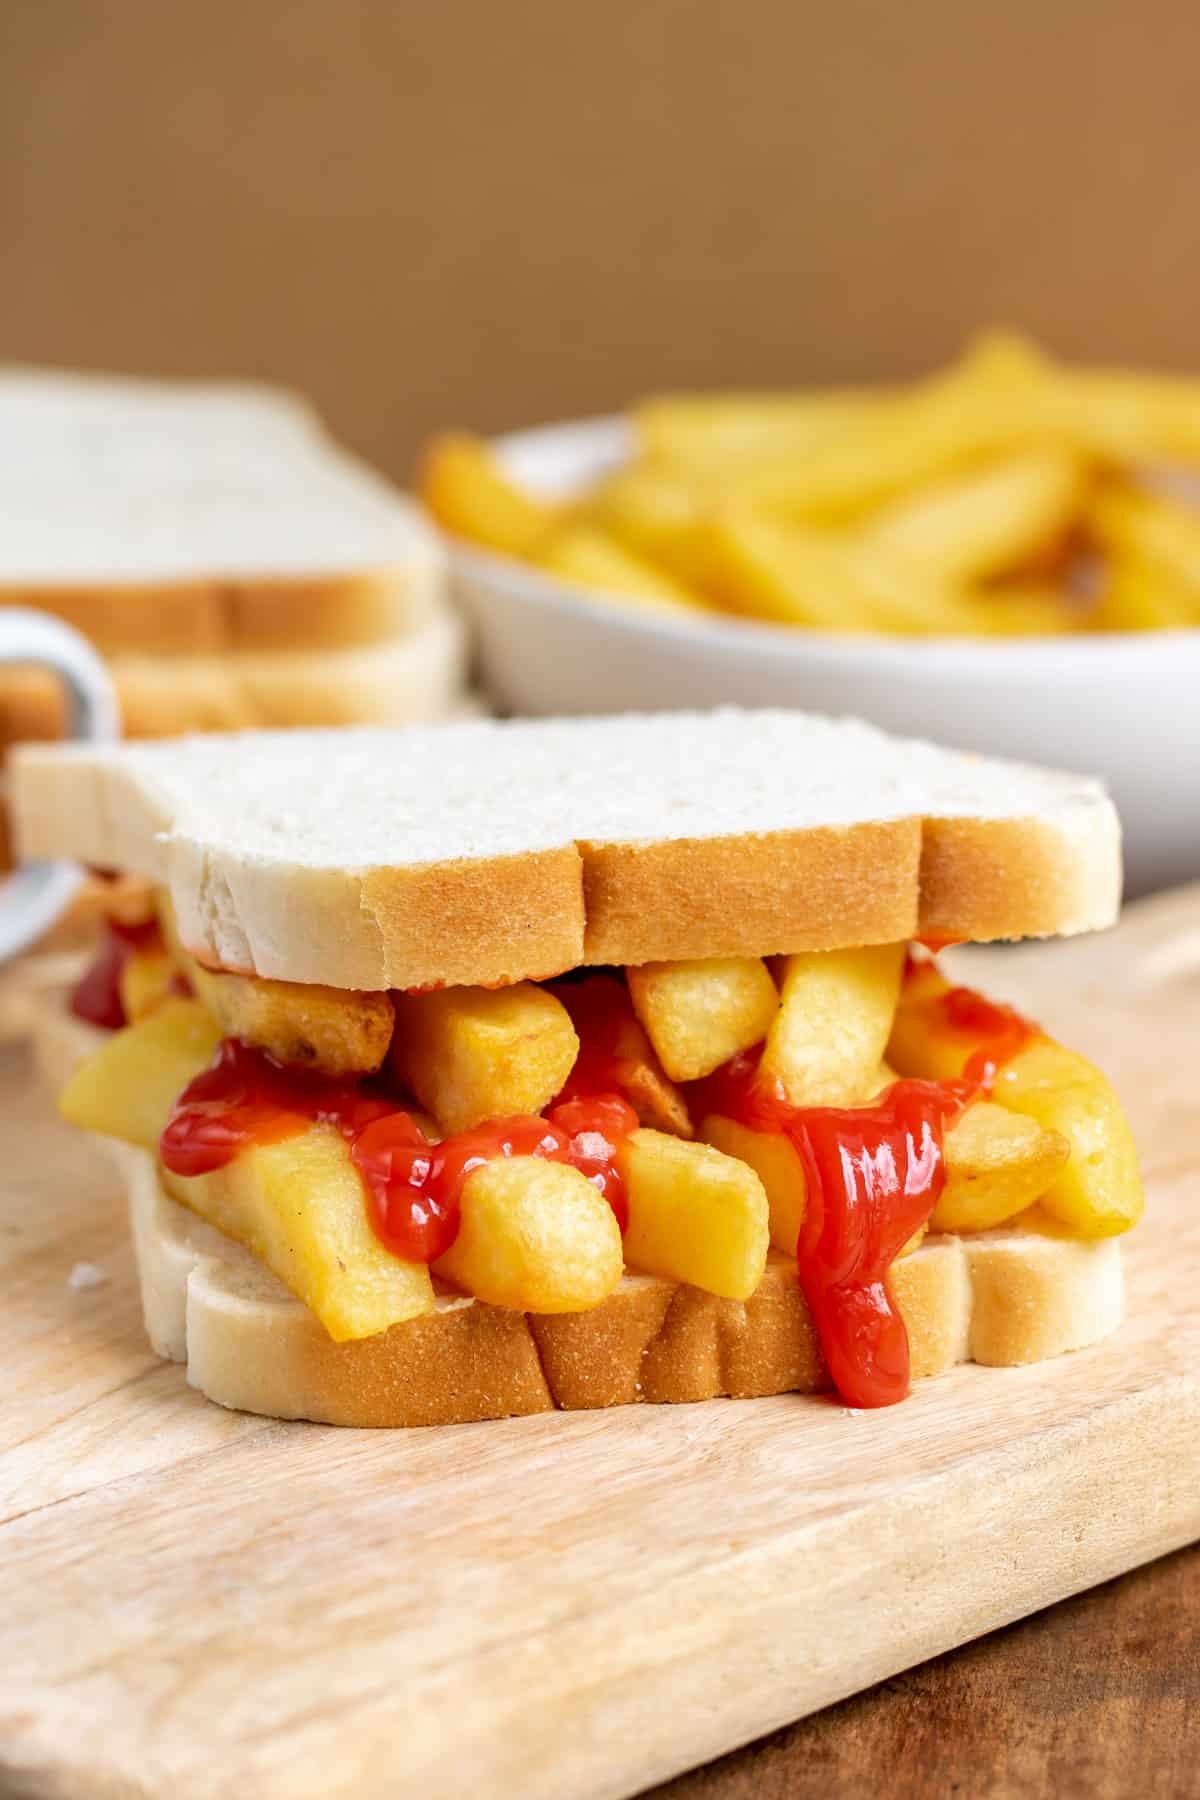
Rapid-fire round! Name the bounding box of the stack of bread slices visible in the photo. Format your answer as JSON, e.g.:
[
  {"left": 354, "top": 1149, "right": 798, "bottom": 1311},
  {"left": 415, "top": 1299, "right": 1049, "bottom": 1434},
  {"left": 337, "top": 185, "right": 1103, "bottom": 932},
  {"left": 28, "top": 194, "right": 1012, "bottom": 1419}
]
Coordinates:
[
  {"left": 0, "top": 367, "right": 464, "bottom": 746},
  {"left": 0, "top": 367, "right": 469, "bottom": 903}
]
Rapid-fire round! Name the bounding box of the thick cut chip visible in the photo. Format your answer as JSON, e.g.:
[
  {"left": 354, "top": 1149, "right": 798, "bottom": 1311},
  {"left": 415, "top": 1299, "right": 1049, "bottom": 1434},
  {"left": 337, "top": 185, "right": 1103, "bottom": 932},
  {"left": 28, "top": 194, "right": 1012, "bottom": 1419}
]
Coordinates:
[
  {"left": 163, "top": 1122, "right": 433, "bottom": 1341},
  {"left": 762, "top": 944, "right": 905, "bottom": 1105},
  {"left": 391, "top": 982, "right": 579, "bottom": 1135},
  {"left": 701, "top": 1113, "right": 806, "bottom": 1256},
  {"left": 551, "top": 974, "right": 694, "bottom": 1137},
  {"left": 417, "top": 432, "right": 556, "bottom": 557},
  {"left": 58, "top": 997, "right": 222, "bottom": 1149},
  {"left": 537, "top": 526, "right": 702, "bottom": 612},
  {"left": 119, "top": 948, "right": 182, "bottom": 1023},
  {"left": 889, "top": 964, "right": 1143, "bottom": 1239},
  {"left": 190, "top": 965, "right": 394, "bottom": 1077},
  {"left": 992, "top": 1042, "right": 1144, "bottom": 1239},
  {"left": 618, "top": 1128, "right": 768, "bottom": 1300},
  {"left": 866, "top": 451, "right": 1083, "bottom": 583},
  {"left": 936, "top": 1101, "right": 1070, "bottom": 1232},
  {"left": 627, "top": 956, "right": 779, "bottom": 1082},
  {"left": 434, "top": 1155, "right": 623, "bottom": 1313}
]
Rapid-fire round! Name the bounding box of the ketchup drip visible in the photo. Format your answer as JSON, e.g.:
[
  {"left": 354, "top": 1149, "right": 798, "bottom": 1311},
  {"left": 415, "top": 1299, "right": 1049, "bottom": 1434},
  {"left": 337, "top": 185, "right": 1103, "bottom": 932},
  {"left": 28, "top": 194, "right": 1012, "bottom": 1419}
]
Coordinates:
[
  {"left": 71, "top": 917, "right": 168, "bottom": 1030},
  {"left": 938, "top": 987, "right": 1035, "bottom": 1088},
  {"left": 697, "top": 1050, "right": 976, "bottom": 1409},
  {"left": 159, "top": 1039, "right": 636, "bottom": 1264},
  {"left": 904, "top": 953, "right": 1039, "bottom": 1090}
]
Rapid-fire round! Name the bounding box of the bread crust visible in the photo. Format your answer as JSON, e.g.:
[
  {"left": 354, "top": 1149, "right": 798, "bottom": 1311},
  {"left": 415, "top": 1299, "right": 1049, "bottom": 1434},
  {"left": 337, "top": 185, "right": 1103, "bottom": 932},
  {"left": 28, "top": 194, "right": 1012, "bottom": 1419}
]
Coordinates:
[
  {"left": 127, "top": 1151, "right": 1123, "bottom": 1428},
  {"left": 11, "top": 713, "right": 1122, "bottom": 990},
  {"left": 0, "top": 563, "right": 440, "bottom": 660},
  {"left": 0, "top": 609, "right": 464, "bottom": 744}
]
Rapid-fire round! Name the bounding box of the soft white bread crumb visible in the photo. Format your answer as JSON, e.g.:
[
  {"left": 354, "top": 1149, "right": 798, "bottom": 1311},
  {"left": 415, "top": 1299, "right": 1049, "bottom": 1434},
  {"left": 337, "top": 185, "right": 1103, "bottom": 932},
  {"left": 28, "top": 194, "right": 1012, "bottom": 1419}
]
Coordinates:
[{"left": 11, "top": 709, "right": 1121, "bottom": 989}]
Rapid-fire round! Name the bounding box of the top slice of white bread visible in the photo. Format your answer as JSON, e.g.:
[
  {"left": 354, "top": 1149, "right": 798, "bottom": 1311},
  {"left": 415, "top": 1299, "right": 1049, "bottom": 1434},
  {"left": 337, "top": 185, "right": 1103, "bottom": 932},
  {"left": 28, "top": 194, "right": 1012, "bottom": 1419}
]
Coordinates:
[
  {"left": 11, "top": 708, "right": 1121, "bottom": 989},
  {"left": 0, "top": 367, "right": 442, "bottom": 645}
]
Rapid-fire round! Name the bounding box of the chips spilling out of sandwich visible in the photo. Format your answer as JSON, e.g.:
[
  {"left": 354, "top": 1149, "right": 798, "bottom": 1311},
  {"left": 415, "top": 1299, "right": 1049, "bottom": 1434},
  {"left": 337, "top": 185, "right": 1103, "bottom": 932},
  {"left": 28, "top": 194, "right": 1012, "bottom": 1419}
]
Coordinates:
[{"left": 15, "top": 710, "right": 1143, "bottom": 1426}]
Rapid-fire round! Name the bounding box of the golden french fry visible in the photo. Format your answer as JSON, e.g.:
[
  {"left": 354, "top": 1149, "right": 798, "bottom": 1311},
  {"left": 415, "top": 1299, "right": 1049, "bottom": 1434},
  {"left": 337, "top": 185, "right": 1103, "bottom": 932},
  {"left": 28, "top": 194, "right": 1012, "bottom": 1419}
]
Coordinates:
[
  {"left": 701, "top": 334, "right": 1053, "bottom": 524},
  {"left": 163, "top": 1122, "right": 434, "bottom": 1341},
  {"left": 391, "top": 983, "right": 579, "bottom": 1135},
  {"left": 702, "top": 510, "right": 982, "bottom": 635},
  {"left": 700, "top": 510, "right": 875, "bottom": 630},
  {"left": 619, "top": 1128, "right": 769, "bottom": 1299},
  {"left": 885, "top": 961, "right": 970, "bottom": 1083},
  {"left": 842, "top": 538, "right": 989, "bottom": 634},
  {"left": 577, "top": 464, "right": 713, "bottom": 587},
  {"left": 1056, "top": 368, "right": 1200, "bottom": 462},
  {"left": 973, "top": 585, "right": 1085, "bottom": 636},
  {"left": 189, "top": 965, "right": 394, "bottom": 1077},
  {"left": 706, "top": 1093, "right": 1067, "bottom": 1251},
  {"left": 1092, "top": 553, "right": 1200, "bottom": 631},
  {"left": 634, "top": 389, "right": 878, "bottom": 466},
  {"left": 627, "top": 956, "right": 779, "bottom": 1082},
  {"left": 991, "top": 1041, "right": 1144, "bottom": 1239},
  {"left": 888, "top": 964, "right": 1143, "bottom": 1239},
  {"left": 550, "top": 975, "right": 694, "bottom": 1139},
  {"left": 1087, "top": 485, "right": 1200, "bottom": 589},
  {"left": 763, "top": 944, "right": 905, "bottom": 1105},
  {"left": 865, "top": 451, "right": 1084, "bottom": 583},
  {"left": 935, "top": 1101, "right": 1070, "bottom": 1232},
  {"left": 537, "top": 524, "right": 703, "bottom": 612},
  {"left": 59, "top": 997, "right": 222, "bottom": 1149},
  {"left": 434, "top": 1155, "right": 623, "bottom": 1313},
  {"left": 118, "top": 948, "right": 182, "bottom": 1023},
  {"left": 701, "top": 1112, "right": 806, "bottom": 1256},
  {"left": 417, "top": 432, "right": 557, "bottom": 557}
]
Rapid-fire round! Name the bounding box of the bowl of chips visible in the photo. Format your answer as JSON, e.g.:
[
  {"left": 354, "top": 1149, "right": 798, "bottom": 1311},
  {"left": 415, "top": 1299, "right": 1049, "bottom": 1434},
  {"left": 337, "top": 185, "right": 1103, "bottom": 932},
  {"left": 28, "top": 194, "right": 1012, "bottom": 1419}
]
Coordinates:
[{"left": 420, "top": 333, "right": 1200, "bottom": 893}]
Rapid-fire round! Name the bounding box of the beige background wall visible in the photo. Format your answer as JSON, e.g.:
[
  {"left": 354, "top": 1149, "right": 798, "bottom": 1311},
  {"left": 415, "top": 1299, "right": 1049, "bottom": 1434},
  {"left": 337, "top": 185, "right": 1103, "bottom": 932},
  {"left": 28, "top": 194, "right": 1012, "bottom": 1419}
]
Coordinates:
[{"left": 1, "top": 1, "right": 1196, "bottom": 479}]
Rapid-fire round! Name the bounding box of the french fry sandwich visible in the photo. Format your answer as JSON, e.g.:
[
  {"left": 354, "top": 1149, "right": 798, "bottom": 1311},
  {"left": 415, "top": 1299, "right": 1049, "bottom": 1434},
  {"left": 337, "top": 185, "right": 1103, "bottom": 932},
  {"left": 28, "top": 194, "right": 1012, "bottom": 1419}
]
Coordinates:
[{"left": 14, "top": 709, "right": 1143, "bottom": 1425}]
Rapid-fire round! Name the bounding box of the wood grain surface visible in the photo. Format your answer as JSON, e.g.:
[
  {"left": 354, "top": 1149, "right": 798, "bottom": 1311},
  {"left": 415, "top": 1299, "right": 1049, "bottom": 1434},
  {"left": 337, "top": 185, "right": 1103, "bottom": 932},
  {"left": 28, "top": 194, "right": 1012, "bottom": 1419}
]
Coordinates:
[
  {"left": 649, "top": 1542, "right": 1200, "bottom": 1799},
  {"left": 2, "top": 888, "right": 1198, "bottom": 1800}
]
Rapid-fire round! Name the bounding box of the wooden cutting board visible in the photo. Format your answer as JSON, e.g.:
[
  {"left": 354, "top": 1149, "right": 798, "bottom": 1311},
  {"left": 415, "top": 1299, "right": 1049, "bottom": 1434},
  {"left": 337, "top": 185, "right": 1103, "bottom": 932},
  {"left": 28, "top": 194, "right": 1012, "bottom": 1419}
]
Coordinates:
[{"left": 3, "top": 889, "right": 1199, "bottom": 1800}]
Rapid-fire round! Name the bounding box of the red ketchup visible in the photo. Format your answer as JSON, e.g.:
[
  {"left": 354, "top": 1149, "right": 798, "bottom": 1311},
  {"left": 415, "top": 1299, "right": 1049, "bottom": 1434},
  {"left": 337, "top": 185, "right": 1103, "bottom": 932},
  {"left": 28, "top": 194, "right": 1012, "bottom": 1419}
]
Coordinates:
[
  {"left": 698, "top": 1050, "right": 976, "bottom": 1409},
  {"left": 554, "top": 974, "right": 641, "bottom": 1101},
  {"left": 938, "top": 987, "right": 1036, "bottom": 1088},
  {"left": 905, "top": 952, "right": 1038, "bottom": 1090},
  {"left": 71, "top": 917, "right": 166, "bottom": 1030},
  {"left": 159, "top": 1038, "right": 636, "bottom": 1265}
]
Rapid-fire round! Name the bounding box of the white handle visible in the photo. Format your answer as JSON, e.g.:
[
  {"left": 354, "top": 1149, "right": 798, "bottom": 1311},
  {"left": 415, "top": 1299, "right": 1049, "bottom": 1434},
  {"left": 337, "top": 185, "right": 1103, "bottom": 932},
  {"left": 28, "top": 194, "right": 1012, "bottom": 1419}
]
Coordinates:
[{"left": 0, "top": 610, "right": 119, "bottom": 962}]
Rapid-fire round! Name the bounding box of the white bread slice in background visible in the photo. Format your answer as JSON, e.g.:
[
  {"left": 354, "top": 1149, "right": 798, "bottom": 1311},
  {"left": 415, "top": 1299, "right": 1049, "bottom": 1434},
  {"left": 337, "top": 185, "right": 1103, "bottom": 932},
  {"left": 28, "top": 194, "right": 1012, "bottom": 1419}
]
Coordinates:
[
  {"left": 0, "top": 609, "right": 466, "bottom": 740},
  {"left": 0, "top": 365, "right": 443, "bottom": 656},
  {"left": 122, "top": 1149, "right": 1122, "bottom": 1428},
  {"left": 11, "top": 709, "right": 1121, "bottom": 990}
]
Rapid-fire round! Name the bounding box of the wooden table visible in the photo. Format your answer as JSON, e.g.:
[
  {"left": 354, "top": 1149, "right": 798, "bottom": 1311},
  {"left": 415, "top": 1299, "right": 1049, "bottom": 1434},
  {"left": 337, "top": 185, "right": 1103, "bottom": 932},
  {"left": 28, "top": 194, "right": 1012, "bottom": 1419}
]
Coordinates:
[
  {"left": 4, "top": 889, "right": 1198, "bottom": 1798},
  {"left": 651, "top": 1542, "right": 1200, "bottom": 1797}
]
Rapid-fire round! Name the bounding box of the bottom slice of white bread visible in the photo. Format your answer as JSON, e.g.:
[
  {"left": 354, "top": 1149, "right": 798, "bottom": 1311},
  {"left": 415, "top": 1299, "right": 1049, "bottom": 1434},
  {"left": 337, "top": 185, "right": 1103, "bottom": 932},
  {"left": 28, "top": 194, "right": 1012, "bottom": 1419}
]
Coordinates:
[
  {"left": 125, "top": 1153, "right": 1122, "bottom": 1428},
  {"left": 33, "top": 993, "right": 1124, "bottom": 1427}
]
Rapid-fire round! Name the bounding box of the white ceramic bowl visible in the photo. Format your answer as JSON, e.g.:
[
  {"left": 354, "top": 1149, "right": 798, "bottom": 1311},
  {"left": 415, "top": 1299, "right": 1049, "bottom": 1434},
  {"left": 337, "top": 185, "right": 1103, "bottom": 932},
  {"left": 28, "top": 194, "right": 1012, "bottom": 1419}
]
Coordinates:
[{"left": 446, "top": 416, "right": 1200, "bottom": 896}]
